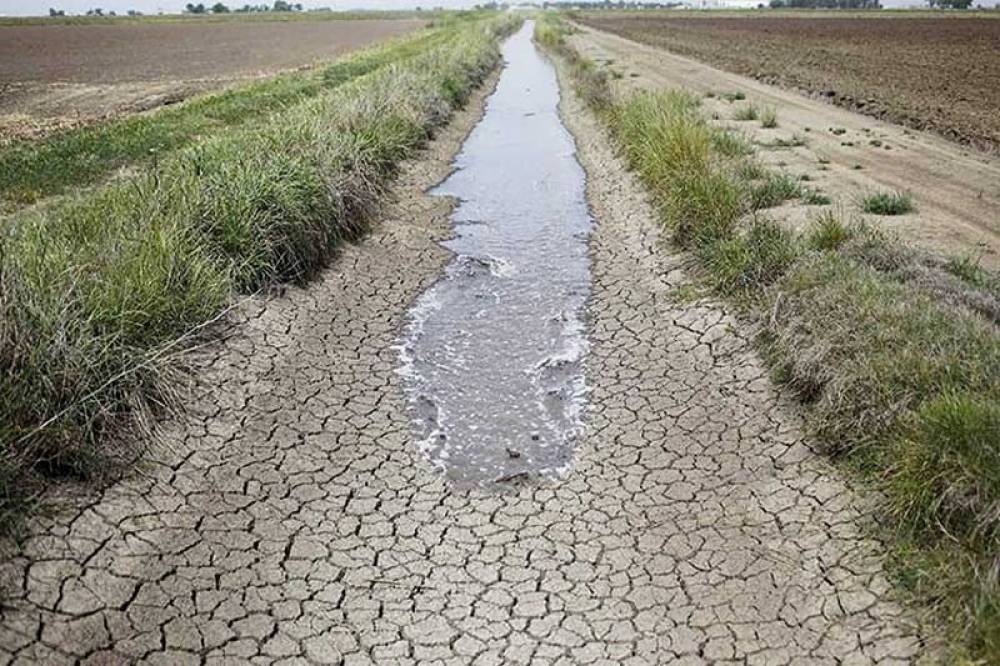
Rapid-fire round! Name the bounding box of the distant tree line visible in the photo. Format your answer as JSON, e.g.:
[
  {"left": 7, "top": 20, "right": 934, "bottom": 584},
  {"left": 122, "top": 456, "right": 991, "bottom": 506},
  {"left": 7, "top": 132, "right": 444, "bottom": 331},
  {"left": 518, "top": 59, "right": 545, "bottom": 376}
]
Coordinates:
[
  {"left": 769, "top": 0, "right": 881, "bottom": 7},
  {"left": 185, "top": 1, "right": 305, "bottom": 11}
]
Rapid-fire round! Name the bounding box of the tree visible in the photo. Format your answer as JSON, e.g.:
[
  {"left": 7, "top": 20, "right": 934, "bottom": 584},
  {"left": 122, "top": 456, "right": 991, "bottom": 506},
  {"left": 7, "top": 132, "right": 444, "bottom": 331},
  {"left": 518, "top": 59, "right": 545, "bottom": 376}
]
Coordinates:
[
  {"left": 185, "top": 2, "right": 207, "bottom": 12},
  {"left": 48, "top": 7, "right": 66, "bottom": 15},
  {"left": 212, "top": 2, "right": 230, "bottom": 11}
]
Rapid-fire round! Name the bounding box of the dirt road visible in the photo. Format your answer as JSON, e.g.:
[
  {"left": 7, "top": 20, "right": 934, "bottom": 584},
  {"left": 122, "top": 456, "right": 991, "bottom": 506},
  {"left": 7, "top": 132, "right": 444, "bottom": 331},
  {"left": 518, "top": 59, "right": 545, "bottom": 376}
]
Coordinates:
[
  {"left": 0, "top": 25, "right": 924, "bottom": 663},
  {"left": 568, "top": 23, "right": 1000, "bottom": 269}
]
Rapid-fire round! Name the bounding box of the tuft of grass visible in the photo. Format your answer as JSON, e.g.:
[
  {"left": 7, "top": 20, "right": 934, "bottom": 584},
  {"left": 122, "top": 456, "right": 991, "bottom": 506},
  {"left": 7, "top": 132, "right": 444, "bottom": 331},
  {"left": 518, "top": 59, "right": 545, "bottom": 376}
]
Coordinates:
[
  {"left": 802, "top": 189, "right": 832, "bottom": 206},
  {"left": 700, "top": 218, "right": 800, "bottom": 297},
  {"left": 711, "top": 129, "right": 753, "bottom": 157},
  {"left": 747, "top": 171, "right": 803, "bottom": 210},
  {"left": 862, "top": 190, "right": 915, "bottom": 215},
  {"left": 733, "top": 103, "right": 759, "bottom": 121},
  {"left": 758, "top": 133, "right": 807, "bottom": 149},
  {"left": 613, "top": 90, "right": 742, "bottom": 247},
  {"left": 721, "top": 91, "right": 746, "bottom": 102},
  {"left": 759, "top": 106, "right": 778, "bottom": 128},
  {"left": 831, "top": 127, "right": 847, "bottom": 135},
  {"left": 805, "top": 210, "right": 853, "bottom": 251}
]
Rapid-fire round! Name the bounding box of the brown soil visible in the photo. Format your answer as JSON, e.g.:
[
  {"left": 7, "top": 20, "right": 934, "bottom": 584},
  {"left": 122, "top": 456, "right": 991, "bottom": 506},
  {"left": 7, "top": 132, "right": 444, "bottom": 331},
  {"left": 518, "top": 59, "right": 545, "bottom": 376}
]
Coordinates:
[
  {"left": 0, "top": 18, "right": 421, "bottom": 143},
  {"left": 567, "top": 23, "right": 1000, "bottom": 270},
  {"left": 576, "top": 12, "right": 1000, "bottom": 153}
]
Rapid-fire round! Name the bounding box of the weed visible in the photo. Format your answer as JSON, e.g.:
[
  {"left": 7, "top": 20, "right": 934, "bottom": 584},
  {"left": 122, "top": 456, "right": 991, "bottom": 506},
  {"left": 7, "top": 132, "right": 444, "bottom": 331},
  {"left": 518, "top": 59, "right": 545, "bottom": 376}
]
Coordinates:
[
  {"left": 747, "top": 171, "right": 802, "bottom": 210},
  {"left": 831, "top": 127, "right": 847, "bottom": 135},
  {"left": 701, "top": 218, "right": 800, "bottom": 297},
  {"left": 862, "top": 190, "right": 915, "bottom": 215},
  {"left": 760, "top": 106, "right": 778, "bottom": 128},
  {"left": 757, "top": 134, "right": 807, "bottom": 149},
  {"left": 722, "top": 91, "right": 746, "bottom": 102},
  {"left": 711, "top": 129, "right": 753, "bottom": 157},
  {"left": 733, "top": 103, "right": 759, "bottom": 121},
  {"left": 805, "top": 210, "right": 852, "bottom": 250},
  {"left": 802, "top": 190, "right": 831, "bottom": 206}
]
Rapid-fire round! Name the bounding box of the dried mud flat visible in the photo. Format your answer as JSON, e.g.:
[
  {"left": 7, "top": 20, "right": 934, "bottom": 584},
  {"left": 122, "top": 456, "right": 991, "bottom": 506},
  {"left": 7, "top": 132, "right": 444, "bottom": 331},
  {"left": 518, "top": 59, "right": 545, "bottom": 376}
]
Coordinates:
[
  {"left": 0, "top": 18, "right": 421, "bottom": 143},
  {"left": 568, "top": 23, "right": 1000, "bottom": 269},
  {"left": 577, "top": 13, "right": 1000, "bottom": 154},
  {"left": 0, "top": 31, "right": 928, "bottom": 663}
]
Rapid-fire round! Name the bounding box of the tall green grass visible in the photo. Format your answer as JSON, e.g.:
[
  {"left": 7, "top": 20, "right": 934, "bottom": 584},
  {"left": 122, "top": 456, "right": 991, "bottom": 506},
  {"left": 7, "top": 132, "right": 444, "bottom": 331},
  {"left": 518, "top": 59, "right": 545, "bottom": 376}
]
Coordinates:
[
  {"left": 541, "top": 19, "right": 1000, "bottom": 661},
  {"left": 0, "top": 25, "right": 463, "bottom": 211},
  {"left": 0, "top": 14, "right": 520, "bottom": 530}
]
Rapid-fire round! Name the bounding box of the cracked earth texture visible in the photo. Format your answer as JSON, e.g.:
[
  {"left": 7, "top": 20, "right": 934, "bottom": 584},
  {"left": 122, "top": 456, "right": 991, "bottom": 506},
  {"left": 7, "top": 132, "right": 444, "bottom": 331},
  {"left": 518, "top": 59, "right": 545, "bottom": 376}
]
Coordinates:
[{"left": 0, "top": 32, "right": 925, "bottom": 664}]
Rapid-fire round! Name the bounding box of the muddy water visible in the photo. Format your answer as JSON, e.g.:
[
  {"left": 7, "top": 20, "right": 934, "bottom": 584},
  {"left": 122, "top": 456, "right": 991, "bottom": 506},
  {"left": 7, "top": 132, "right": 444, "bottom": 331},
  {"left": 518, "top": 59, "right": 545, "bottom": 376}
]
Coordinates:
[{"left": 398, "top": 21, "right": 592, "bottom": 487}]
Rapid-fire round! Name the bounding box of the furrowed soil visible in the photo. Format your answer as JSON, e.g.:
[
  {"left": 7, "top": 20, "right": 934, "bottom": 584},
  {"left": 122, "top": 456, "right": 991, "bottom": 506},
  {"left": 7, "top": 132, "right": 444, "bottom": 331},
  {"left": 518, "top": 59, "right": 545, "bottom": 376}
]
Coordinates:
[
  {"left": 576, "top": 12, "right": 1000, "bottom": 154},
  {"left": 567, "top": 21, "right": 1000, "bottom": 269},
  {"left": 0, "top": 18, "right": 421, "bottom": 143},
  {"left": 0, "top": 25, "right": 929, "bottom": 663}
]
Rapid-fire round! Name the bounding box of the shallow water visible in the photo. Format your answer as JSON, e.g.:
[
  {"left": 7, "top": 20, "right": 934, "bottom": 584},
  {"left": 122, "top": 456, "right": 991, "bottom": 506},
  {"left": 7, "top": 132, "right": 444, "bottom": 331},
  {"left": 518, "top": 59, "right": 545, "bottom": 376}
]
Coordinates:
[{"left": 398, "top": 21, "right": 592, "bottom": 487}]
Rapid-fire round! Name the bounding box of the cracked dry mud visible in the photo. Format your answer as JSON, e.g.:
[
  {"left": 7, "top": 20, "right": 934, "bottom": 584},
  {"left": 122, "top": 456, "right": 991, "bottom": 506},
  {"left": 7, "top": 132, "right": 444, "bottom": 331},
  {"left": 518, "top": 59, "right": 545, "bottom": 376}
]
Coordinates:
[{"left": 0, "top": 30, "right": 925, "bottom": 665}]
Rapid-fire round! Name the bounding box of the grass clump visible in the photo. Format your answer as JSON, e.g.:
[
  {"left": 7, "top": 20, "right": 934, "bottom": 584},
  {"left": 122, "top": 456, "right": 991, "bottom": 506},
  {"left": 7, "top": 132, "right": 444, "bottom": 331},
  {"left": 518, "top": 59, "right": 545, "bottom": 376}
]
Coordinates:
[
  {"left": 747, "top": 171, "right": 802, "bottom": 210},
  {"left": 0, "top": 14, "right": 520, "bottom": 532},
  {"left": 759, "top": 106, "right": 778, "bottom": 128},
  {"left": 613, "top": 90, "right": 741, "bottom": 247},
  {"left": 701, "top": 218, "right": 800, "bottom": 297},
  {"left": 802, "top": 189, "right": 831, "bottom": 206},
  {"left": 733, "top": 103, "right": 759, "bottom": 121},
  {"left": 862, "top": 190, "right": 915, "bottom": 215},
  {"left": 758, "top": 134, "right": 807, "bottom": 149},
  {"left": 721, "top": 91, "right": 746, "bottom": 102},
  {"left": 805, "top": 211, "right": 853, "bottom": 251},
  {"left": 711, "top": 129, "right": 753, "bottom": 157}
]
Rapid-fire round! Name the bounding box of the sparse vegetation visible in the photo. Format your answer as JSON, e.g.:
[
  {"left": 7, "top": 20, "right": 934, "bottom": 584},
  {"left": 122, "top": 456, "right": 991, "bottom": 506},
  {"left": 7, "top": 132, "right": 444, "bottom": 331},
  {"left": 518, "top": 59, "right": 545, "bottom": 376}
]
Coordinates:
[{"left": 757, "top": 133, "right": 806, "bottom": 149}]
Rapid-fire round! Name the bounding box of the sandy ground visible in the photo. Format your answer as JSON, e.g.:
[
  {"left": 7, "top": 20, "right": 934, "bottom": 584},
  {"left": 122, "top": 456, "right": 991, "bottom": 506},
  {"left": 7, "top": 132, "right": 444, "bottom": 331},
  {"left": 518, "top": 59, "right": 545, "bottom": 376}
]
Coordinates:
[
  {"left": 0, "top": 35, "right": 927, "bottom": 664},
  {"left": 0, "top": 19, "right": 421, "bottom": 144},
  {"left": 569, "top": 24, "right": 1000, "bottom": 270}
]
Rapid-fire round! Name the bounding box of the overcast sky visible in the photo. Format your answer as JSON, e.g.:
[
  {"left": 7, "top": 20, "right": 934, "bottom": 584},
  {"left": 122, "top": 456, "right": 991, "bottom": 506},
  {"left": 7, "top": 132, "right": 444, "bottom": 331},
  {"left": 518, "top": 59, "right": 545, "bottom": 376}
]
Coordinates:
[{"left": 0, "top": 0, "right": 969, "bottom": 16}]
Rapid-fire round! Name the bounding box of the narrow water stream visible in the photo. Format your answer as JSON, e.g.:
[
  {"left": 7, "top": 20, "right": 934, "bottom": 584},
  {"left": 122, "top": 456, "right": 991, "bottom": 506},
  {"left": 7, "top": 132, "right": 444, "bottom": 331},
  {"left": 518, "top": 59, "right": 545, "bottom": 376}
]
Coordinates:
[{"left": 398, "top": 21, "right": 592, "bottom": 487}]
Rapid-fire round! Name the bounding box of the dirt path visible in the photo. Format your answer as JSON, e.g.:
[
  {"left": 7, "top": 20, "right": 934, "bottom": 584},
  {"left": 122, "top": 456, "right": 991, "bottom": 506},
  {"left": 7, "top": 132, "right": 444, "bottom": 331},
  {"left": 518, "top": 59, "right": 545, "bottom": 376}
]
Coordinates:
[
  {"left": 0, "top": 28, "right": 924, "bottom": 664},
  {"left": 569, "top": 24, "right": 1000, "bottom": 270}
]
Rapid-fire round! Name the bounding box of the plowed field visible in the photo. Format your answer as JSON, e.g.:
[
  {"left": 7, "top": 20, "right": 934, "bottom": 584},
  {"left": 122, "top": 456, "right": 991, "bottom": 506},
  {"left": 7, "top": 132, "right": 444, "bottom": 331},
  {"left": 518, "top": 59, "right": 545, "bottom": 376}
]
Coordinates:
[{"left": 577, "top": 12, "right": 1000, "bottom": 152}]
